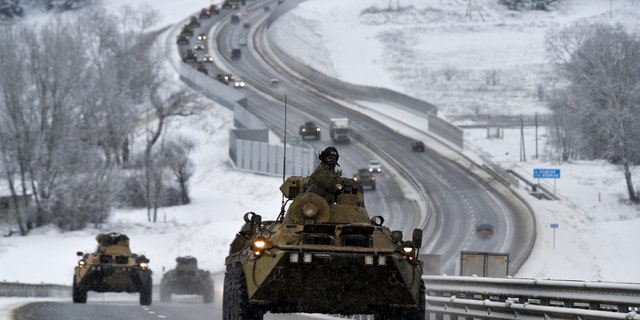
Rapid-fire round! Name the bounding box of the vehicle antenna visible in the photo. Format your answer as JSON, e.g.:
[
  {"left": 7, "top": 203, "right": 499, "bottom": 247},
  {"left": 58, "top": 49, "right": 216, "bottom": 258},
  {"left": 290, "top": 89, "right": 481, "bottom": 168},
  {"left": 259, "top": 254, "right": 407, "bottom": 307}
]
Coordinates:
[
  {"left": 278, "top": 95, "right": 288, "bottom": 222},
  {"left": 282, "top": 94, "right": 287, "bottom": 183}
]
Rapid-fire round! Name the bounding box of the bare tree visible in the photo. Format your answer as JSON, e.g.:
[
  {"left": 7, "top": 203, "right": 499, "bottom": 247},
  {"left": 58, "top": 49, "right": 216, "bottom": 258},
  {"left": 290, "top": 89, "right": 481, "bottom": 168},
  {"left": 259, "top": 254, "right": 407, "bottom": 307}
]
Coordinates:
[
  {"left": 0, "top": 5, "right": 181, "bottom": 231},
  {"left": 77, "top": 6, "right": 161, "bottom": 167},
  {"left": 0, "top": 26, "right": 39, "bottom": 234},
  {"left": 163, "top": 136, "right": 195, "bottom": 205},
  {"left": 0, "top": 4, "right": 201, "bottom": 231},
  {"left": 21, "top": 18, "right": 94, "bottom": 226},
  {"left": 547, "top": 90, "right": 581, "bottom": 161},
  {"left": 143, "top": 89, "right": 198, "bottom": 222},
  {"left": 546, "top": 22, "right": 640, "bottom": 202}
]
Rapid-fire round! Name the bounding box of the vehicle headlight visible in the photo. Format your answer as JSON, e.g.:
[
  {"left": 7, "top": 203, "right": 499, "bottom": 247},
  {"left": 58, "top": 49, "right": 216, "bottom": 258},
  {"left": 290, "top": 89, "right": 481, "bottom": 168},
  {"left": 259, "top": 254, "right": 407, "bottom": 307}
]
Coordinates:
[
  {"left": 253, "top": 236, "right": 268, "bottom": 256},
  {"left": 78, "top": 260, "right": 86, "bottom": 268},
  {"left": 302, "top": 203, "right": 318, "bottom": 218},
  {"left": 139, "top": 262, "right": 148, "bottom": 270},
  {"left": 402, "top": 241, "right": 416, "bottom": 261}
]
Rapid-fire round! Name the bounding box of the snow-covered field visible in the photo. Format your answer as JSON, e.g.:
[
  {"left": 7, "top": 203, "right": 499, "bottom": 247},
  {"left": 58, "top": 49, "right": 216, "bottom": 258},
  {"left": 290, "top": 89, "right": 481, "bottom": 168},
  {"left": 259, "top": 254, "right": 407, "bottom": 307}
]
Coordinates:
[{"left": 1, "top": 0, "right": 640, "bottom": 317}]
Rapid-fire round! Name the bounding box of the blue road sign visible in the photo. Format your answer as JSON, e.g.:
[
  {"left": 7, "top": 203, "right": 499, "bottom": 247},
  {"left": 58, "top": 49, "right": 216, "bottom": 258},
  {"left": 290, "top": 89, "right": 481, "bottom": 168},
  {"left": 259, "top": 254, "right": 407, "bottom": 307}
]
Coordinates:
[
  {"left": 550, "top": 223, "right": 558, "bottom": 228},
  {"left": 534, "top": 168, "right": 560, "bottom": 179}
]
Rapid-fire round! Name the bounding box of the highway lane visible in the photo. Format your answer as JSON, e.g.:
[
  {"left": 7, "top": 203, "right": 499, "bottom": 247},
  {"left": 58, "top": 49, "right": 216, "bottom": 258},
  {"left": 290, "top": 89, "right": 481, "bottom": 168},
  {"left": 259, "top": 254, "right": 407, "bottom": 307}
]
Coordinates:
[
  {"left": 212, "top": 1, "right": 415, "bottom": 237},
  {"left": 12, "top": 297, "right": 218, "bottom": 320},
  {"left": 212, "top": 0, "right": 529, "bottom": 275},
  {"left": 10, "top": 273, "right": 340, "bottom": 320}
]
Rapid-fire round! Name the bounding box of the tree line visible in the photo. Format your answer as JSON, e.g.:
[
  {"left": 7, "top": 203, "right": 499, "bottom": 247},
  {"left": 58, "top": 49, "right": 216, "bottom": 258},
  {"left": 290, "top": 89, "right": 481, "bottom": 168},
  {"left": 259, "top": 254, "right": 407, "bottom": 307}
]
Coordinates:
[
  {"left": 0, "top": 5, "right": 199, "bottom": 235},
  {"left": 1, "top": 0, "right": 96, "bottom": 20},
  {"left": 546, "top": 22, "right": 640, "bottom": 203}
]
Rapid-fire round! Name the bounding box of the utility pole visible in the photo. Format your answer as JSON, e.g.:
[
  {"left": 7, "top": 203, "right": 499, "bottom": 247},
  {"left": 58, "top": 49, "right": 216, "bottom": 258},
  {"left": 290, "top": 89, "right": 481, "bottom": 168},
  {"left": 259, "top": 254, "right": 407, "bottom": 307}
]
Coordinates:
[
  {"left": 465, "top": 0, "right": 485, "bottom": 22},
  {"left": 520, "top": 117, "right": 526, "bottom": 162},
  {"left": 535, "top": 113, "right": 538, "bottom": 160}
]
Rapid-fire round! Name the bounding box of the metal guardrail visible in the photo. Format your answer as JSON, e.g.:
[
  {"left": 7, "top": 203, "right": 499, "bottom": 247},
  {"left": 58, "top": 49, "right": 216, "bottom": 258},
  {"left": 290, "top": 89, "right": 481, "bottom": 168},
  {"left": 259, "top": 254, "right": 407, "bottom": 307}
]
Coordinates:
[
  {"left": 424, "top": 275, "right": 640, "bottom": 320},
  {"left": 0, "top": 282, "right": 70, "bottom": 298},
  {"left": 3, "top": 276, "right": 640, "bottom": 320}
]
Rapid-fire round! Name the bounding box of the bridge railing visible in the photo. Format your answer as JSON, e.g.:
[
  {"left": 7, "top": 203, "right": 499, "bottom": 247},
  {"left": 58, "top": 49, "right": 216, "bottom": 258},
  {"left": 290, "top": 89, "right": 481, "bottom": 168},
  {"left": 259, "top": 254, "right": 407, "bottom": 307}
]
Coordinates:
[
  {"left": 424, "top": 275, "right": 640, "bottom": 320},
  {"left": 2, "top": 276, "right": 640, "bottom": 320},
  {"left": 0, "top": 282, "right": 70, "bottom": 298}
]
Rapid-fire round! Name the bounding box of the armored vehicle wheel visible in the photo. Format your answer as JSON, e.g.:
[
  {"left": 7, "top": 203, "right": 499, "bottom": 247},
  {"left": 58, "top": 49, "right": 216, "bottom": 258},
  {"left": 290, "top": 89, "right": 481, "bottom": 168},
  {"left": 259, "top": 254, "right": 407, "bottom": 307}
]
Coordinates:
[
  {"left": 373, "top": 279, "right": 425, "bottom": 320},
  {"left": 160, "top": 285, "right": 171, "bottom": 302},
  {"left": 72, "top": 275, "right": 87, "bottom": 304},
  {"left": 223, "top": 263, "right": 262, "bottom": 320},
  {"left": 223, "top": 268, "right": 231, "bottom": 319},
  {"left": 139, "top": 277, "right": 153, "bottom": 306},
  {"left": 203, "top": 281, "right": 214, "bottom": 304}
]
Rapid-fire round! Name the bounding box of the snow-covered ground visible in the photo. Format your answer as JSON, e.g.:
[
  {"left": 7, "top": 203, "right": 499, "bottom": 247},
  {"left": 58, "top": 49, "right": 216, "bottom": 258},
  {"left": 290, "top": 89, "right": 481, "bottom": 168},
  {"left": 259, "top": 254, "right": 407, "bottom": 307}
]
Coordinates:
[{"left": 1, "top": 0, "right": 640, "bottom": 317}]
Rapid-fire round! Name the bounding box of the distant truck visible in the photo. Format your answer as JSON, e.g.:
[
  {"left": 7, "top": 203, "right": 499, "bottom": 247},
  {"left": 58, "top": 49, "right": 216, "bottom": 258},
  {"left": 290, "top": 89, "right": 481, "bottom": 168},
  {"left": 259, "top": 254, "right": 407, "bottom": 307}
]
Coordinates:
[
  {"left": 329, "top": 118, "right": 350, "bottom": 144},
  {"left": 231, "top": 48, "right": 241, "bottom": 60},
  {"left": 230, "top": 13, "right": 240, "bottom": 24},
  {"left": 459, "top": 251, "right": 509, "bottom": 278}
]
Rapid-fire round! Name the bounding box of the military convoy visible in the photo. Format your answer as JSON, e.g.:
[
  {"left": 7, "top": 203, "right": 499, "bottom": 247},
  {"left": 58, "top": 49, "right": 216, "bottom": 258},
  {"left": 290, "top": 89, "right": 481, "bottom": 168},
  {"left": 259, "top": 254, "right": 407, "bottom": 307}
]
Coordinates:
[
  {"left": 181, "top": 25, "right": 193, "bottom": 37},
  {"left": 199, "top": 7, "right": 211, "bottom": 19},
  {"left": 223, "top": 175, "right": 425, "bottom": 319},
  {"left": 182, "top": 49, "right": 198, "bottom": 63},
  {"left": 187, "top": 16, "right": 201, "bottom": 28},
  {"left": 72, "top": 233, "right": 153, "bottom": 305},
  {"left": 160, "top": 256, "right": 214, "bottom": 303},
  {"left": 299, "top": 121, "right": 321, "bottom": 140},
  {"left": 217, "top": 73, "right": 234, "bottom": 85},
  {"left": 194, "top": 62, "right": 208, "bottom": 75},
  {"left": 353, "top": 168, "right": 376, "bottom": 190},
  {"left": 176, "top": 33, "right": 190, "bottom": 46}
]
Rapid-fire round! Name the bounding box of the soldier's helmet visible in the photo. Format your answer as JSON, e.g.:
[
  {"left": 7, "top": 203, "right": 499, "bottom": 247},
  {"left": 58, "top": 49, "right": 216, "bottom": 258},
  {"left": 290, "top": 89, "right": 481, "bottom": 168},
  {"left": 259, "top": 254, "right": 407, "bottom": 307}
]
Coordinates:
[{"left": 319, "top": 146, "right": 339, "bottom": 167}]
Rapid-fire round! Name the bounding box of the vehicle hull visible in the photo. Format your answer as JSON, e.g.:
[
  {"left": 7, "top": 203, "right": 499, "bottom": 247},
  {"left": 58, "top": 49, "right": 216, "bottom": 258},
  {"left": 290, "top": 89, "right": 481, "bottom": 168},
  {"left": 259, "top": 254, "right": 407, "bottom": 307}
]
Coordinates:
[
  {"left": 161, "top": 276, "right": 211, "bottom": 295},
  {"left": 242, "top": 248, "right": 421, "bottom": 314},
  {"left": 74, "top": 264, "right": 151, "bottom": 293}
]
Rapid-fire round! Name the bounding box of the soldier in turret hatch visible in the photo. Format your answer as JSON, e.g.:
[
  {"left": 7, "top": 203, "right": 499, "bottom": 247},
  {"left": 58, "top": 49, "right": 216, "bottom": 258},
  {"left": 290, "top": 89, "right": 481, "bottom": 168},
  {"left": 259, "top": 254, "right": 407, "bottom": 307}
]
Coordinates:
[{"left": 307, "top": 146, "right": 342, "bottom": 203}]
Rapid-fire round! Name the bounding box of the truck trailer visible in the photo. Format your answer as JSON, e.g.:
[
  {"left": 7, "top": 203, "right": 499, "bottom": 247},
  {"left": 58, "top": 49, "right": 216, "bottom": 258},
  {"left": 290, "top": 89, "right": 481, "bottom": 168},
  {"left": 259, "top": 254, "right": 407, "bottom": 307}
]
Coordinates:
[{"left": 329, "top": 118, "right": 350, "bottom": 144}]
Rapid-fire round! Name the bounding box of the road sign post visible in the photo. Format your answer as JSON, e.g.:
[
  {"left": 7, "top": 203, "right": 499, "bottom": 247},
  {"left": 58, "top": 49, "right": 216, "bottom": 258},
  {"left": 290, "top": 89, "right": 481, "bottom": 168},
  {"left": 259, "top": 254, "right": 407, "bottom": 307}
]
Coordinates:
[{"left": 533, "top": 168, "right": 560, "bottom": 196}]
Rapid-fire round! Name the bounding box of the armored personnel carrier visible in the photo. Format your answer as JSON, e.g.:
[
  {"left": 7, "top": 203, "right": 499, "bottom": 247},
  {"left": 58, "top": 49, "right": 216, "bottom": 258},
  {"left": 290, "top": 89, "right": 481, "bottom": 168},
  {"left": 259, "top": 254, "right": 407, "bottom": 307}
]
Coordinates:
[
  {"left": 299, "top": 121, "right": 321, "bottom": 140},
  {"left": 176, "top": 33, "right": 190, "bottom": 46},
  {"left": 223, "top": 176, "right": 425, "bottom": 319},
  {"left": 182, "top": 49, "right": 198, "bottom": 63},
  {"left": 73, "top": 232, "right": 152, "bottom": 305},
  {"left": 353, "top": 168, "right": 376, "bottom": 190},
  {"left": 160, "top": 256, "right": 214, "bottom": 303}
]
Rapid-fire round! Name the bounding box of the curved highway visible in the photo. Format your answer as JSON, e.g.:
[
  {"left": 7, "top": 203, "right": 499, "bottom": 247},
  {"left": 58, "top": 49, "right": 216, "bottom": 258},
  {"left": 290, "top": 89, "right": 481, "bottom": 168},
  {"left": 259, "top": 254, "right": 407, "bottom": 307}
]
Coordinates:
[{"left": 214, "top": 0, "right": 533, "bottom": 275}]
